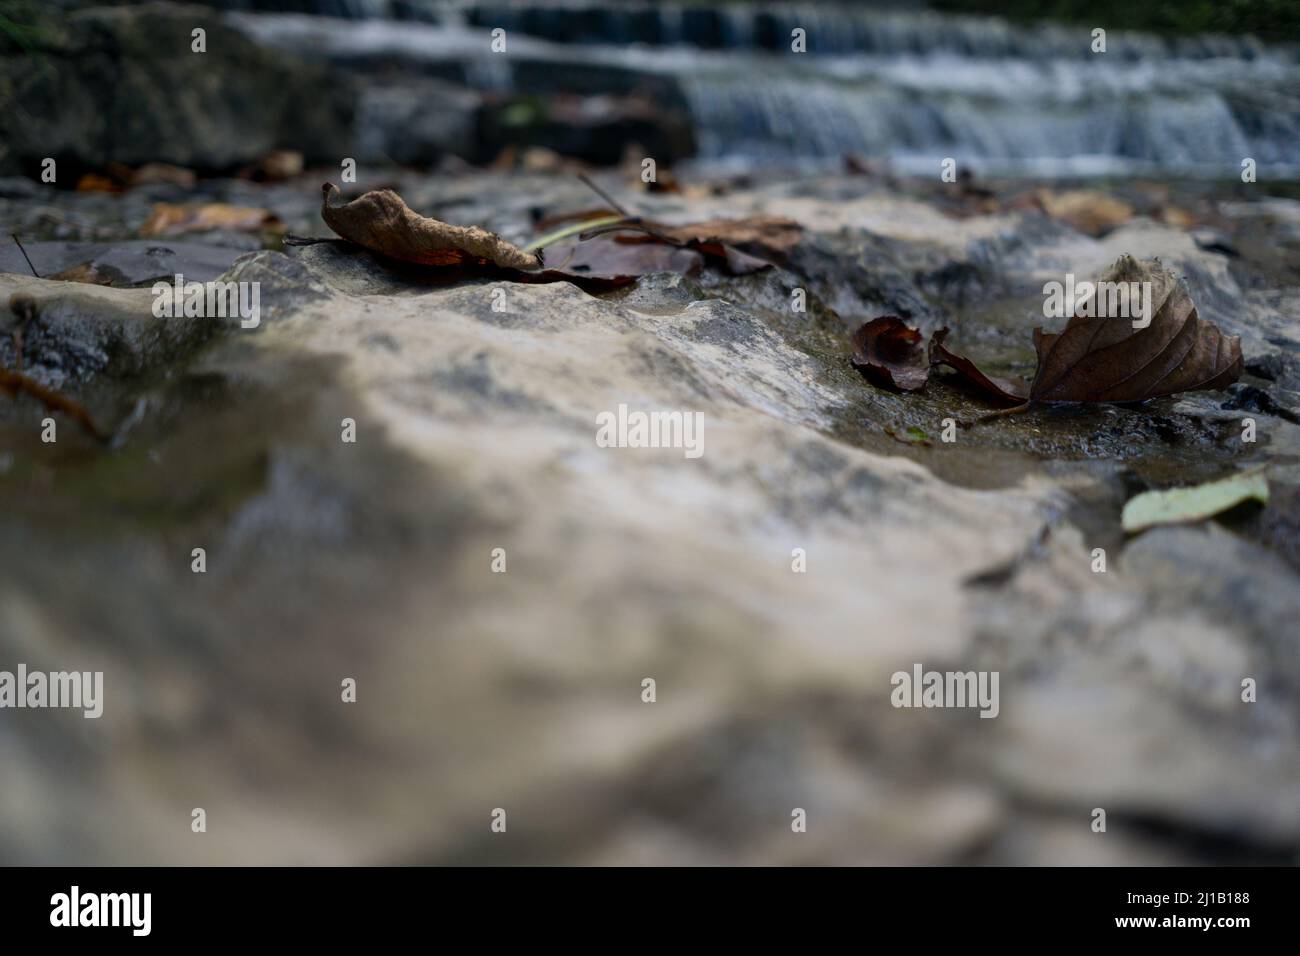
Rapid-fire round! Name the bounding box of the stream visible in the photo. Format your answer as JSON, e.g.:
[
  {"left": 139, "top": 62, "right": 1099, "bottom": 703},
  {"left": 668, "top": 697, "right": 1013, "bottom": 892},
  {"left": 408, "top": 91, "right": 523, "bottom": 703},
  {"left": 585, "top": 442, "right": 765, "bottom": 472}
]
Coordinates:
[{"left": 218, "top": 0, "right": 1300, "bottom": 176}]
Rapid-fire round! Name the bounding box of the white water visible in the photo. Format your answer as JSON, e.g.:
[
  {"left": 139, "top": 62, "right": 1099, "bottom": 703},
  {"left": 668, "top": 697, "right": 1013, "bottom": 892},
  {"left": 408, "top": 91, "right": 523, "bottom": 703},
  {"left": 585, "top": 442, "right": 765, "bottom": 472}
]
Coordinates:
[{"left": 225, "top": 1, "right": 1300, "bottom": 178}]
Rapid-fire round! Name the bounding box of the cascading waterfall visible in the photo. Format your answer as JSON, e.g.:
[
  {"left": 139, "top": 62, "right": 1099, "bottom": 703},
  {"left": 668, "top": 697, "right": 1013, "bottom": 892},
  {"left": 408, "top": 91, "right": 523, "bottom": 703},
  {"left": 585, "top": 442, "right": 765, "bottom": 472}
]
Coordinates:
[
  {"left": 221, "top": 0, "right": 1300, "bottom": 177},
  {"left": 678, "top": 51, "right": 1295, "bottom": 174}
]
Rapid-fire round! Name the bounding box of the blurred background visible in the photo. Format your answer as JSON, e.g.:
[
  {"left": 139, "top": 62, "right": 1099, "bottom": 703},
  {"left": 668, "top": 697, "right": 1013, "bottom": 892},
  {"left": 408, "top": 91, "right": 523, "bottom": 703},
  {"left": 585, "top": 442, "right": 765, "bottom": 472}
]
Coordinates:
[{"left": 4, "top": 0, "right": 1300, "bottom": 181}]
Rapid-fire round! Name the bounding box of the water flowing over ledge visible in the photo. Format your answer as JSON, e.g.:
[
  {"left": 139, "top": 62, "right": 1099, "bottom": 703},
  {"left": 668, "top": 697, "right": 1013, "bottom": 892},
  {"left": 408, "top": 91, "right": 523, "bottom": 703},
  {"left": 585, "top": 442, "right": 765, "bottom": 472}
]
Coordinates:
[{"left": 223, "top": 1, "right": 1300, "bottom": 178}]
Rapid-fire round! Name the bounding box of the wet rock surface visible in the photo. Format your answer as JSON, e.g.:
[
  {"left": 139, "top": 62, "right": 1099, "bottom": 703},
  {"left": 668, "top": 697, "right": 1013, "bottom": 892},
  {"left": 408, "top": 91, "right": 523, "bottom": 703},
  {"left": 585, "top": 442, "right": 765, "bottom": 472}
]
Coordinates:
[{"left": 2, "top": 170, "right": 1299, "bottom": 864}]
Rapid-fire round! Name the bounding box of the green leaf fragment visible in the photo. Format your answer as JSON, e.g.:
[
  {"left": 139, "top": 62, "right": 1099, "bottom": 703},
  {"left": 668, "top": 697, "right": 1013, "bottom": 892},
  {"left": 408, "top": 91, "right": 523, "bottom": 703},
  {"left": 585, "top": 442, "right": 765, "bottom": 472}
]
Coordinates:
[{"left": 1121, "top": 471, "right": 1269, "bottom": 533}]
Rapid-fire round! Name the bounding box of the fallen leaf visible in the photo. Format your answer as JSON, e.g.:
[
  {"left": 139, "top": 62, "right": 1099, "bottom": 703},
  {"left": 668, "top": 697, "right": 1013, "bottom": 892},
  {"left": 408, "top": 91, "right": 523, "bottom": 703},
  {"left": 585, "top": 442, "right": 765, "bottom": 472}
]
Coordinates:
[
  {"left": 489, "top": 144, "right": 519, "bottom": 173},
  {"left": 320, "top": 183, "right": 541, "bottom": 271},
  {"left": 535, "top": 172, "right": 793, "bottom": 274},
  {"left": 47, "top": 261, "right": 128, "bottom": 287},
  {"left": 578, "top": 220, "right": 775, "bottom": 275},
  {"left": 140, "top": 202, "right": 279, "bottom": 237},
  {"left": 541, "top": 234, "right": 706, "bottom": 279},
  {"left": 0, "top": 366, "right": 105, "bottom": 441},
  {"left": 885, "top": 425, "right": 932, "bottom": 446},
  {"left": 75, "top": 173, "right": 121, "bottom": 193},
  {"left": 854, "top": 257, "right": 1242, "bottom": 415},
  {"left": 1122, "top": 470, "right": 1269, "bottom": 533},
  {"left": 124, "top": 162, "right": 198, "bottom": 189},
  {"left": 851, "top": 316, "right": 930, "bottom": 391},
  {"left": 6, "top": 293, "right": 37, "bottom": 369},
  {"left": 587, "top": 216, "right": 800, "bottom": 272},
  {"left": 1036, "top": 189, "right": 1134, "bottom": 237},
  {"left": 238, "top": 150, "right": 303, "bottom": 182},
  {"left": 649, "top": 216, "right": 803, "bottom": 262},
  {"left": 282, "top": 235, "right": 636, "bottom": 293},
  {"left": 1156, "top": 205, "right": 1196, "bottom": 229},
  {"left": 1027, "top": 256, "right": 1242, "bottom": 403},
  {"left": 509, "top": 205, "right": 779, "bottom": 277},
  {"left": 660, "top": 233, "right": 774, "bottom": 274},
  {"left": 606, "top": 226, "right": 774, "bottom": 274},
  {"left": 642, "top": 169, "right": 681, "bottom": 194},
  {"left": 929, "top": 328, "right": 1028, "bottom": 405},
  {"left": 520, "top": 146, "right": 565, "bottom": 174}
]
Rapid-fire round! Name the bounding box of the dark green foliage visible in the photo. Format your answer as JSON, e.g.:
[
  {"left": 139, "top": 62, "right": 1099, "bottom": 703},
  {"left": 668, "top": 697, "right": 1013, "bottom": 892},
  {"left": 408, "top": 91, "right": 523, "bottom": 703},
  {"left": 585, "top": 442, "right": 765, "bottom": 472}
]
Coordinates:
[{"left": 931, "top": 0, "right": 1300, "bottom": 43}]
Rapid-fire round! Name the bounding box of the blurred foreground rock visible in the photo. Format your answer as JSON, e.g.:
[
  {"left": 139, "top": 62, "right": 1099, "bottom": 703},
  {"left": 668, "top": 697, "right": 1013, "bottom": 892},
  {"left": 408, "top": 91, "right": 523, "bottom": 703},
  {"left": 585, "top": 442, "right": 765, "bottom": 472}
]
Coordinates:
[{"left": 1, "top": 173, "right": 1299, "bottom": 864}]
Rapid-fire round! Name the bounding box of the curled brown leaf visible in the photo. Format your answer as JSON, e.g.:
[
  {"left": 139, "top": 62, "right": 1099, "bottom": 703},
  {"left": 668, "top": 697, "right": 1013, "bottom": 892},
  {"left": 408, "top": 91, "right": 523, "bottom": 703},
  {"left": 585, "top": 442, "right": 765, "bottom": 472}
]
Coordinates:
[
  {"left": 320, "top": 183, "right": 541, "bottom": 271},
  {"left": 851, "top": 316, "right": 930, "bottom": 392}
]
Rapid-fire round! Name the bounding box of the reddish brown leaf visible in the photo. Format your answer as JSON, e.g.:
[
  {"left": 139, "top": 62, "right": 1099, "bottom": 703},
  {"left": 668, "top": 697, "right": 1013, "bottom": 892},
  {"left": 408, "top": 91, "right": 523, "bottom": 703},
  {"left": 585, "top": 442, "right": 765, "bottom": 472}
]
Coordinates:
[
  {"left": 542, "top": 234, "right": 706, "bottom": 279},
  {"left": 123, "top": 162, "right": 198, "bottom": 189},
  {"left": 281, "top": 234, "right": 636, "bottom": 293},
  {"left": 320, "top": 183, "right": 541, "bottom": 271},
  {"left": 682, "top": 238, "right": 775, "bottom": 274},
  {"left": 75, "top": 173, "right": 121, "bottom": 194},
  {"left": 929, "top": 328, "right": 1028, "bottom": 405},
  {"left": 578, "top": 221, "right": 775, "bottom": 275},
  {"left": 651, "top": 216, "right": 803, "bottom": 262},
  {"left": 851, "top": 316, "right": 930, "bottom": 392},
  {"left": 47, "top": 261, "right": 127, "bottom": 287}
]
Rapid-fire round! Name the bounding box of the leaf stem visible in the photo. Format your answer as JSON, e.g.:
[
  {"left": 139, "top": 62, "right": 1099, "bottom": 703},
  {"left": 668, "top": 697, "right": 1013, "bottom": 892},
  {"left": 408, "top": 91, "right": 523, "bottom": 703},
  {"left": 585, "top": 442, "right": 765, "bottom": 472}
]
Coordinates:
[
  {"left": 523, "top": 214, "right": 627, "bottom": 252},
  {"left": 575, "top": 172, "right": 632, "bottom": 217},
  {"left": 962, "top": 402, "right": 1033, "bottom": 427}
]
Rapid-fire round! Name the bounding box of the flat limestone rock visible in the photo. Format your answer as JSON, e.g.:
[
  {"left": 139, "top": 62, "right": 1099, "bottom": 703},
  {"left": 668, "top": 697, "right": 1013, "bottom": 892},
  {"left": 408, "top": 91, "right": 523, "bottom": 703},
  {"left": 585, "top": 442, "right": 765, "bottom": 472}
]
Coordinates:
[{"left": 2, "top": 174, "right": 1299, "bottom": 866}]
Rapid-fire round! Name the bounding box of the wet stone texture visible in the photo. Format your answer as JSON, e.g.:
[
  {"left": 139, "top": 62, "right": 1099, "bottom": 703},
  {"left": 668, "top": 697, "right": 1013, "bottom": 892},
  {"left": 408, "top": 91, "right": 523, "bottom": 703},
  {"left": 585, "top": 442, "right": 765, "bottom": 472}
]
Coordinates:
[{"left": 1, "top": 172, "right": 1299, "bottom": 864}]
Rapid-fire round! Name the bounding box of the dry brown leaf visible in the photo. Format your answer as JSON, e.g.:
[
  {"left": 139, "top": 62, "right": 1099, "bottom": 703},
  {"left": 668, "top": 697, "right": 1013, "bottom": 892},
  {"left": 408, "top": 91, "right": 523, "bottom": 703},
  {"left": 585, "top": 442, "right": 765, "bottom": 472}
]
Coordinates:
[
  {"left": 579, "top": 221, "right": 777, "bottom": 274},
  {"left": 239, "top": 150, "right": 304, "bottom": 182},
  {"left": 660, "top": 216, "right": 801, "bottom": 251},
  {"left": 851, "top": 316, "right": 930, "bottom": 391},
  {"left": 139, "top": 202, "right": 280, "bottom": 237},
  {"left": 75, "top": 173, "right": 121, "bottom": 193},
  {"left": 1157, "top": 205, "right": 1197, "bottom": 229},
  {"left": 282, "top": 234, "right": 635, "bottom": 292},
  {"left": 1036, "top": 189, "right": 1134, "bottom": 237},
  {"left": 613, "top": 215, "right": 802, "bottom": 264},
  {"left": 126, "top": 163, "right": 198, "bottom": 189},
  {"left": 855, "top": 257, "right": 1242, "bottom": 415},
  {"left": 47, "top": 262, "right": 126, "bottom": 287},
  {"left": 542, "top": 235, "right": 705, "bottom": 279},
  {"left": 320, "top": 183, "right": 541, "bottom": 271},
  {"left": 1027, "top": 255, "right": 1241, "bottom": 402}
]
